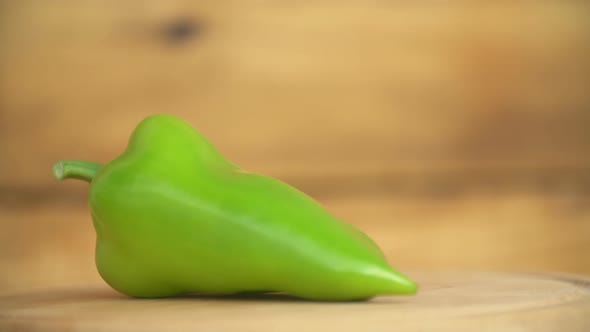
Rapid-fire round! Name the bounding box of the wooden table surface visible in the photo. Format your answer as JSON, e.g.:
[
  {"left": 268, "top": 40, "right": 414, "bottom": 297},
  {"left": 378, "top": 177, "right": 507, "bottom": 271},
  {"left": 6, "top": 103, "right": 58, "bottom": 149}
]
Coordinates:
[{"left": 1, "top": 272, "right": 589, "bottom": 332}]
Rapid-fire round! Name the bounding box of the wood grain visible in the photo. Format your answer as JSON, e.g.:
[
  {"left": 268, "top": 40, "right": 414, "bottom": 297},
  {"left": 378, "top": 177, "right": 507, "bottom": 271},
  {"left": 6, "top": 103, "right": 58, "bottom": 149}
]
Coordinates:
[
  {"left": 0, "top": 272, "right": 589, "bottom": 332},
  {"left": 1, "top": 1, "right": 589, "bottom": 189}
]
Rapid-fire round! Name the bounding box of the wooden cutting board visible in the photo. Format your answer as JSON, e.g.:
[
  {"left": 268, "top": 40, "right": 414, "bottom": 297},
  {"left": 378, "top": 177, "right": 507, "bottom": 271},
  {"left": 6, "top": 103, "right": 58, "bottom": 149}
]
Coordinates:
[{"left": 0, "top": 272, "right": 589, "bottom": 332}]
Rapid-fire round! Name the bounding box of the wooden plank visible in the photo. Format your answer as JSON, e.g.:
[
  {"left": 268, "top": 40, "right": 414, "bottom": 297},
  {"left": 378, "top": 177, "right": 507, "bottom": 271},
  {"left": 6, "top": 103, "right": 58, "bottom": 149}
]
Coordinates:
[
  {"left": 1, "top": 1, "right": 589, "bottom": 189},
  {"left": 1, "top": 193, "right": 589, "bottom": 295}
]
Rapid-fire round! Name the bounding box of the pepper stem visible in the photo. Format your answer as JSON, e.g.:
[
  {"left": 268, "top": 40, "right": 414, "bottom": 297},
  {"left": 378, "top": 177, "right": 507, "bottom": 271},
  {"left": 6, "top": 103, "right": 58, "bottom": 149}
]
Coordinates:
[{"left": 53, "top": 160, "right": 102, "bottom": 183}]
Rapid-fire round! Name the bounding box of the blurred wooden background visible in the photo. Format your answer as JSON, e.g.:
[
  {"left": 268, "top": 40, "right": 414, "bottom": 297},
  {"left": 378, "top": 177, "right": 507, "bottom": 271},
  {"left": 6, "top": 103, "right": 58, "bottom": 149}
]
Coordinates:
[{"left": 1, "top": 1, "right": 589, "bottom": 294}]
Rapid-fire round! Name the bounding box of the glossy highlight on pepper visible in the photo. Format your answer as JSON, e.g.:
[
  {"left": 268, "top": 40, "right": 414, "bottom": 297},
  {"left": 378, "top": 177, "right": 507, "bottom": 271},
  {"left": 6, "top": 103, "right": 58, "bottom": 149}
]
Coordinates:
[{"left": 53, "top": 114, "right": 417, "bottom": 301}]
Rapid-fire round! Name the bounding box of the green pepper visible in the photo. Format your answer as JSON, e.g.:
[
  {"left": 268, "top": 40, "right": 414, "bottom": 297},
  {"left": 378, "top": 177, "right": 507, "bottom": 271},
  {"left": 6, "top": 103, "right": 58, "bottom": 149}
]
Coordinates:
[{"left": 53, "top": 114, "right": 417, "bottom": 300}]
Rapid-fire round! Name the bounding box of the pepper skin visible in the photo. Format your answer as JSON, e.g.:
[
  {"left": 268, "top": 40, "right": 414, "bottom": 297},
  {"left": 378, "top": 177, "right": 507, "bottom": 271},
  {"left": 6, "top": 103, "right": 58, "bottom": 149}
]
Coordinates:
[{"left": 53, "top": 114, "right": 417, "bottom": 300}]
